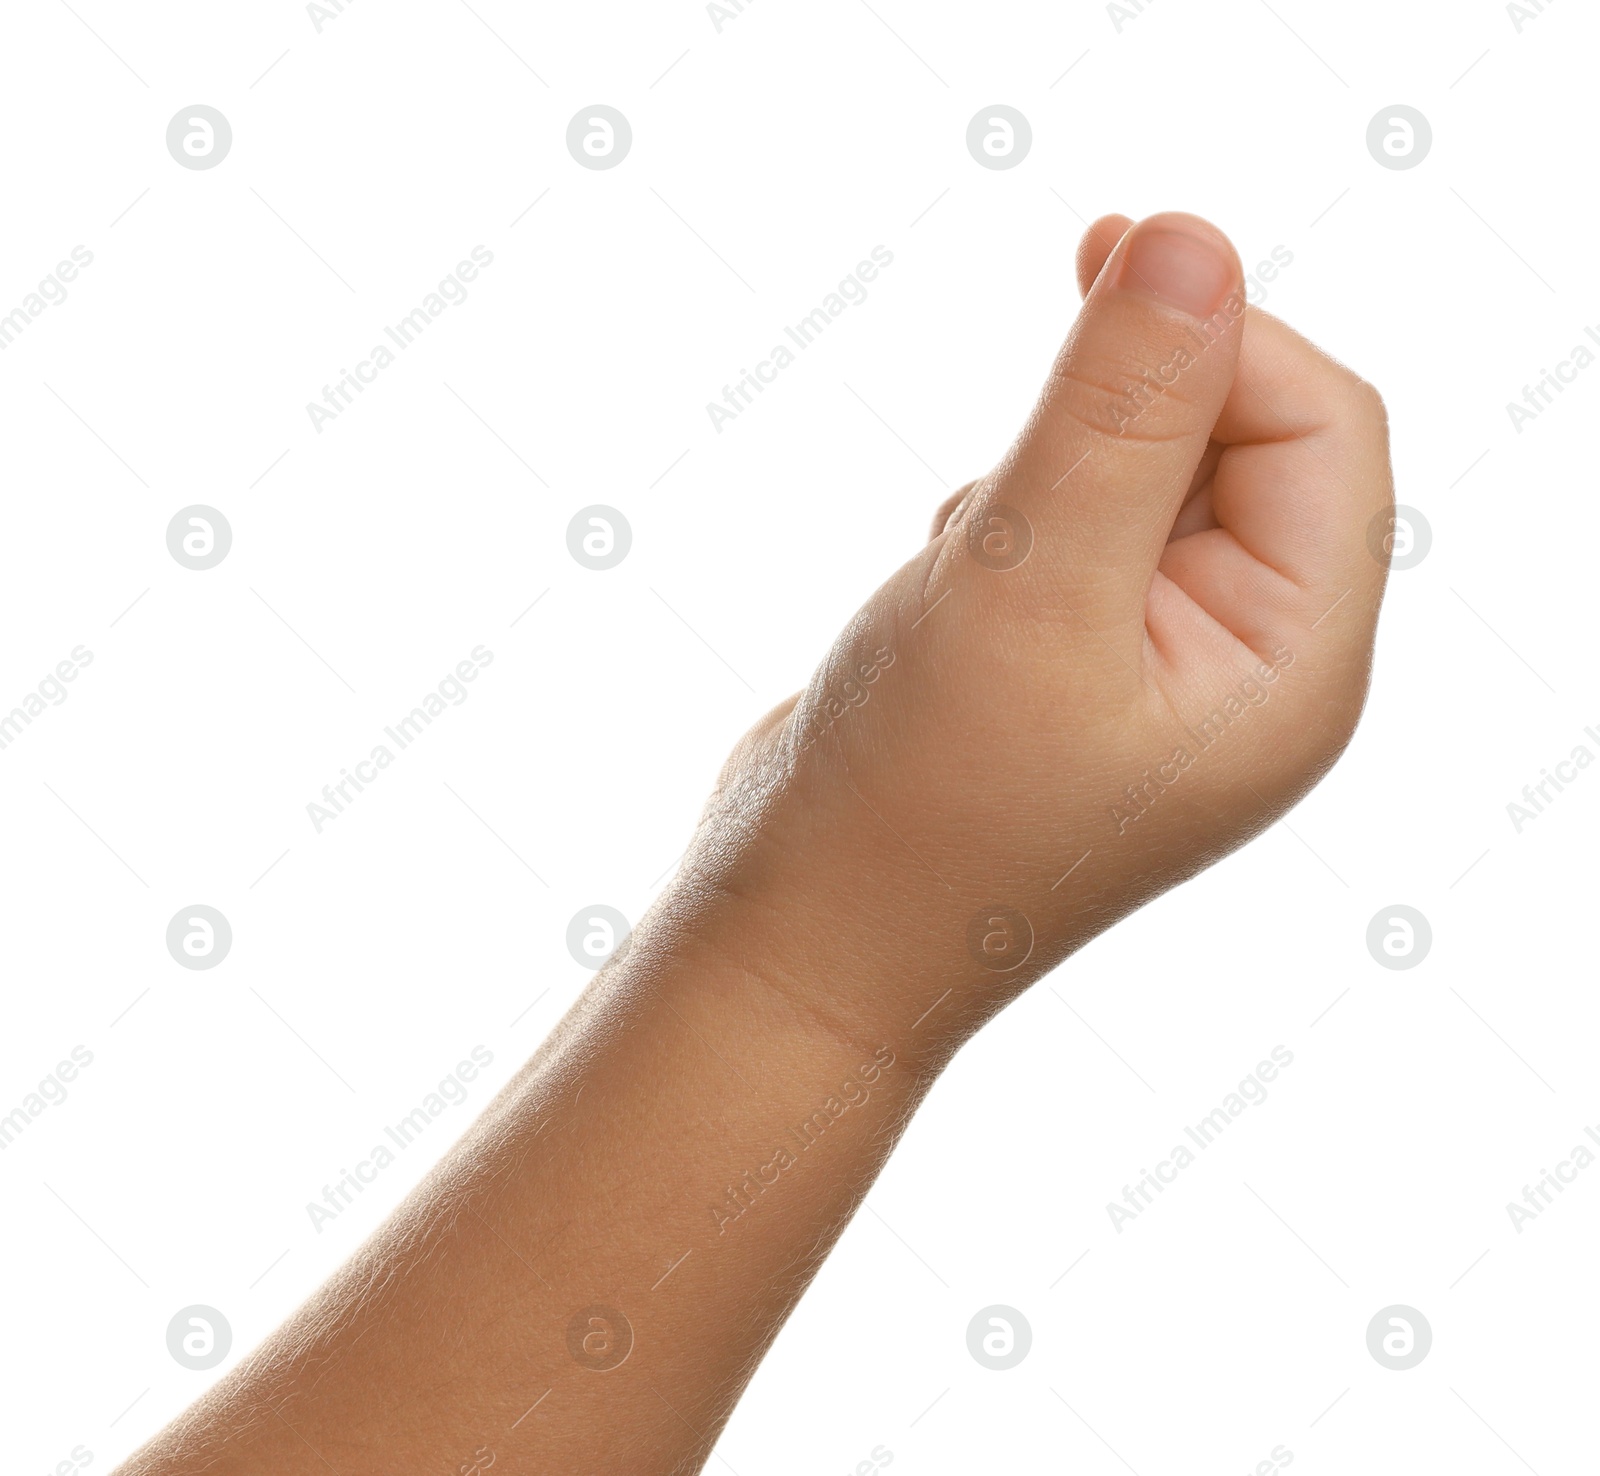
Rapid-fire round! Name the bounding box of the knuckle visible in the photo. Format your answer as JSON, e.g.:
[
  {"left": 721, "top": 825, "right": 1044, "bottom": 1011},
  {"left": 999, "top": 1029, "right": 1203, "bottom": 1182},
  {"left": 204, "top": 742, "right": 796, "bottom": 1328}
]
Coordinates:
[
  {"left": 1326, "top": 362, "right": 1389, "bottom": 431},
  {"left": 931, "top": 480, "right": 980, "bottom": 540},
  {"left": 1051, "top": 349, "right": 1209, "bottom": 446},
  {"left": 1352, "top": 375, "right": 1390, "bottom": 430}
]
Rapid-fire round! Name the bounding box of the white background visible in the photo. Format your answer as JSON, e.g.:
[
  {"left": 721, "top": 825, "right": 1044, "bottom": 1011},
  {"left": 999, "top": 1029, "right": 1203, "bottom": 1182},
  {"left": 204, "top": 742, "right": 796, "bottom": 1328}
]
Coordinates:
[{"left": 2, "top": 0, "right": 1595, "bottom": 1471}]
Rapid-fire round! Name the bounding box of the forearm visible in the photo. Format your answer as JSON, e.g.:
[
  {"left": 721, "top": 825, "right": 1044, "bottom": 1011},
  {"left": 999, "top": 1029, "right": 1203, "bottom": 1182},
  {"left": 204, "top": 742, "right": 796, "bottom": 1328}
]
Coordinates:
[
  {"left": 109, "top": 206, "right": 1390, "bottom": 1474},
  {"left": 114, "top": 885, "right": 942, "bottom": 1475}
]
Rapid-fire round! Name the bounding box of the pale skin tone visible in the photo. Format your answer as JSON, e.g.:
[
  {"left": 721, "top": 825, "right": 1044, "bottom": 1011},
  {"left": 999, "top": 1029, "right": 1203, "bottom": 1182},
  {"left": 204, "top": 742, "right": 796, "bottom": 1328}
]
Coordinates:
[{"left": 115, "top": 211, "right": 1393, "bottom": 1474}]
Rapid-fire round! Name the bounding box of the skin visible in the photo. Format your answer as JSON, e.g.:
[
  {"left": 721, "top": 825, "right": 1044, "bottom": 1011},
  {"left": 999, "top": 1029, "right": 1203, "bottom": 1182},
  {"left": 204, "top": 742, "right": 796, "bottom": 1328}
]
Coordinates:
[{"left": 113, "top": 211, "right": 1392, "bottom": 1475}]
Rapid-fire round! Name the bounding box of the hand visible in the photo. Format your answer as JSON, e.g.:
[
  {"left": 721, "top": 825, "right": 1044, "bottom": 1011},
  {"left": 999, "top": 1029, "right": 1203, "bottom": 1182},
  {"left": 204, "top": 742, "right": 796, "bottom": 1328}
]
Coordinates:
[
  {"left": 684, "top": 211, "right": 1394, "bottom": 1047},
  {"left": 108, "top": 209, "right": 1397, "bottom": 1476}
]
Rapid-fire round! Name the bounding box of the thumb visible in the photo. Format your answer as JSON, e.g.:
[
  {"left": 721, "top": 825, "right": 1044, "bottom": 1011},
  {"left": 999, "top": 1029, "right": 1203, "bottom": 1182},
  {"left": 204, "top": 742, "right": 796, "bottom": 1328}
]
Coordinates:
[{"left": 988, "top": 211, "right": 1246, "bottom": 612}]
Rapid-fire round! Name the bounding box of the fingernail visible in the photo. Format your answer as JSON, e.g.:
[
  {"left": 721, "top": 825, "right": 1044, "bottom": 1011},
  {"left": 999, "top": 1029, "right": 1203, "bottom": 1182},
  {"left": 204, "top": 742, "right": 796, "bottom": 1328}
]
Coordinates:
[{"left": 1116, "top": 223, "right": 1235, "bottom": 320}]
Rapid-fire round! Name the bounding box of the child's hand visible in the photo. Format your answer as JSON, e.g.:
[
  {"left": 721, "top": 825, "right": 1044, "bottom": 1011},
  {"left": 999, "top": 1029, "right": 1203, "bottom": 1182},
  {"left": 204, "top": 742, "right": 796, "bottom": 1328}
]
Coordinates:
[
  {"left": 687, "top": 211, "right": 1393, "bottom": 1045},
  {"left": 108, "top": 209, "right": 1397, "bottom": 1476}
]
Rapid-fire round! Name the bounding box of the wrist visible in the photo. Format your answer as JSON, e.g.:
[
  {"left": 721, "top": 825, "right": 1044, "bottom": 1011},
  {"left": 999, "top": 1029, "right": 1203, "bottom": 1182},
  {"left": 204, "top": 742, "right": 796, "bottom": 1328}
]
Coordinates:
[{"left": 653, "top": 839, "right": 1019, "bottom": 1077}]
